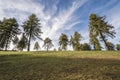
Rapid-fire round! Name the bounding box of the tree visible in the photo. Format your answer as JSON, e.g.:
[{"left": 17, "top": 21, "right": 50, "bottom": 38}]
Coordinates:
[
  {"left": 80, "top": 43, "right": 91, "bottom": 51},
  {"left": 12, "top": 36, "right": 19, "bottom": 50},
  {"left": 0, "top": 20, "right": 4, "bottom": 50},
  {"left": 22, "top": 14, "right": 42, "bottom": 51},
  {"left": 0, "top": 20, "right": 3, "bottom": 50},
  {"left": 70, "top": 32, "right": 82, "bottom": 51},
  {"left": 92, "top": 37, "right": 102, "bottom": 50},
  {"left": 17, "top": 33, "right": 27, "bottom": 51},
  {"left": 116, "top": 44, "right": 120, "bottom": 51},
  {"left": 106, "top": 42, "right": 115, "bottom": 50},
  {"left": 34, "top": 42, "right": 40, "bottom": 51},
  {"left": 0, "top": 18, "right": 20, "bottom": 50},
  {"left": 53, "top": 48, "right": 57, "bottom": 51},
  {"left": 59, "top": 33, "right": 68, "bottom": 51},
  {"left": 89, "top": 14, "right": 115, "bottom": 50},
  {"left": 58, "top": 47, "right": 62, "bottom": 51},
  {"left": 43, "top": 37, "right": 53, "bottom": 51},
  {"left": 89, "top": 14, "right": 102, "bottom": 50}
]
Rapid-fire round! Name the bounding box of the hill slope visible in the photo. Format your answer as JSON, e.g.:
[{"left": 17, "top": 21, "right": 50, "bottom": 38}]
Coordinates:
[{"left": 0, "top": 51, "right": 120, "bottom": 80}]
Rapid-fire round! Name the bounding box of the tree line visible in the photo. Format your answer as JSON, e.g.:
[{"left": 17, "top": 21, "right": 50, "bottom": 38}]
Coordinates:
[{"left": 0, "top": 13, "right": 120, "bottom": 51}]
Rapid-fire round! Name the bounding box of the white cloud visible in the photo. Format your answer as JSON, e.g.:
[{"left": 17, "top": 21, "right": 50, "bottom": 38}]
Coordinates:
[
  {"left": 0, "top": 0, "right": 88, "bottom": 50},
  {"left": 41, "top": 0, "right": 88, "bottom": 49},
  {"left": 93, "top": 0, "right": 118, "bottom": 13},
  {"left": 42, "top": 0, "right": 88, "bottom": 38},
  {"left": 1, "top": 0, "right": 119, "bottom": 51},
  {"left": 104, "top": 2, "right": 120, "bottom": 44}
]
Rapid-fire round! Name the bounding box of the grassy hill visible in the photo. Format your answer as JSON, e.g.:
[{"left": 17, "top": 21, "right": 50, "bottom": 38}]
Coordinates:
[{"left": 0, "top": 51, "right": 120, "bottom": 80}]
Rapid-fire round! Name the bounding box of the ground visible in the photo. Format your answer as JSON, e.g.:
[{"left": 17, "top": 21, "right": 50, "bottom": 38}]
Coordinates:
[{"left": 0, "top": 51, "right": 120, "bottom": 80}]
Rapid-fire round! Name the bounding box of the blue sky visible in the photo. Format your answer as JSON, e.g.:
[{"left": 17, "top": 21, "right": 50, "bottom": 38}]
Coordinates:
[{"left": 0, "top": 0, "right": 120, "bottom": 50}]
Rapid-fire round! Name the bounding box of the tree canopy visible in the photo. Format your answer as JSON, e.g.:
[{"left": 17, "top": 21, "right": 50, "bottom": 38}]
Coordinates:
[
  {"left": 70, "top": 32, "right": 82, "bottom": 51},
  {"left": 0, "top": 13, "right": 119, "bottom": 51},
  {"left": 34, "top": 42, "right": 40, "bottom": 51},
  {"left": 22, "top": 14, "right": 42, "bottom": 51},
  {"left": 0, "top": 18, "right": 20, "bottom": 50},
  {"left": 89, "top": 13, "right": 115, "bottom": 50},
  {"left": 43, "top": 37, "right": 53, "bottom": 51},
  {"left": 59, "top": 33, "right": 68, "bottom": 51}
]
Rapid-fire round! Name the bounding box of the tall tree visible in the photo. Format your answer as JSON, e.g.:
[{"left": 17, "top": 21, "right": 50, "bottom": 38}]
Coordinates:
[
  {"left": 70, "top": 32, "right": 82, "bottom": 51},
  {"left": 43, "top": 37, "right": 53, "bottom": 51},
  {"left": 0, "top": 20, "right": 3, "bottom": 50},
  {"left": 59, "top": 33, "right": 68, "bottom": 51},
  {"left": 17, "top": 33, "right": 27, "bottom": 51},
  {"left": 22, "top": 14, "right": 42, "bottom": 51},
  {"left": 0, "top": 18, "right": 20, "bottom": 50},
  {"left": 89, "top": 14, "right": 102, "bottom": 50},
  {"left": 89, "top": 14, "right": 115, "bottom": 50},
  {"left": 34, "top": 42, "right": 40, "bottom": 51},
  {"left": 0, "top": 20, "right": 4, "bottom": 50}
]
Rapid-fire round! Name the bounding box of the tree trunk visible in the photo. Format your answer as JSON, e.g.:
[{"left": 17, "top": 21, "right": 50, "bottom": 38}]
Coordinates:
[
  {"left": 27, "top": 35, "right": 31, "bottom": 51},
  {"left": 47, "top": 46, "right": 48, "bottom": 51},
  {"left": 5, "top": 42, "right": 8, "bottom": 51},
  {"left": 99, "top": 31, "right": 108, "bottom": 50},
  {"left": 5, "top": 35, "right": 10, "bottom": 51},
  {"left": 27, "top": 29, "right": 32, "bottom": 51}
]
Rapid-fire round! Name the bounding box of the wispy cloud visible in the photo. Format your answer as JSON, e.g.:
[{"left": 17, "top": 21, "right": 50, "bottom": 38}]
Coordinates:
[
  {"left": 42, "top": 0, "right": 88, "bottom": 37},
  {"left": 0, "top": 0, "right": 119, "bottom": 50},
  {"left": 0, "top": 0, "right": 88, "bottom": 50},
  {"left": 93, "top": 0, "right": 118, "bottom": 13},
  {"left": 41, "top": 0, "right": 88, "bottom": 48}
]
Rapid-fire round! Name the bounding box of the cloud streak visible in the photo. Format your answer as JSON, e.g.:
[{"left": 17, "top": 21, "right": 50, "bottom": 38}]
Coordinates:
[
  {"left": 0, "top": 0, "right": 120, "bottom": 50},
  {"left": 0, "top": 0, "right": 88, "bottom": 50}
]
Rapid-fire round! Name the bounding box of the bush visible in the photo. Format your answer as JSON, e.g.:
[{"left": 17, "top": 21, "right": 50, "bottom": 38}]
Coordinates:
[{"left": 116, "top": 44, "right": 120, "bottom": 51}]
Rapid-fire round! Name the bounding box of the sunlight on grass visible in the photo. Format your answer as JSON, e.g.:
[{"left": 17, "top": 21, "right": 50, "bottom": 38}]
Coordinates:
[{"left": 0, "top": 51, "right": 120, "bottom": 80}]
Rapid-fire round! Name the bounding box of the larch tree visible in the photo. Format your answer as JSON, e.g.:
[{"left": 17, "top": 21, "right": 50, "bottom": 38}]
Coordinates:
[
  {"left": 0, "top": 18, "right": 20, "bottom": 50},
  {"left": 59, "top": 33, "right": 68, "bottom": 51},
  {"left": 34, "top": 41, "right": 40, "bottom": 51},
  {"left": 89, "top": 14, "right": 115, "bottom": 50},
  {"left": 70, "top": 32, "right": 82, "bottom": 51},
  {"left": 43, "top": 37, "right": 53, "bottom": 51},
  {"left": 22, "top": 14, "right": 42, "bottom": 51},
  {"left": 17, "top": 33, "right": 27, "bottom": 51}
]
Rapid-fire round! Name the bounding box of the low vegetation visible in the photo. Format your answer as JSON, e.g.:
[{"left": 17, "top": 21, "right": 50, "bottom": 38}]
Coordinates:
[{"left": 0, "top": 51, "right": 120, "bottom": 80}]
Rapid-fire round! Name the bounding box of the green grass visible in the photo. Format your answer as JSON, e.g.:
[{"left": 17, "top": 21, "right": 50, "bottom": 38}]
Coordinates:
[{"left": 0, "top": 51, "right": 120, "bottom": 80}]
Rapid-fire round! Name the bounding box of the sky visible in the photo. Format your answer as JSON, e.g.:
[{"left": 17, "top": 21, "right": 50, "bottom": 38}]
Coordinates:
[{"left": 0, "top": 0, "right": 120, "bottom": 50}]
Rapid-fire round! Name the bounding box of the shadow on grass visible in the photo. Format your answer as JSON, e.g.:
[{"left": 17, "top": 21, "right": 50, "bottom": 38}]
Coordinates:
[{"left": 0, "top": 54, "right": 120, "bottom": 80}]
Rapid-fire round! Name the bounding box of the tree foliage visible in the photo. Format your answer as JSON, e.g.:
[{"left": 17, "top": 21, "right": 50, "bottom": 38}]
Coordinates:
[
  {"left": 12, "top": 36, "right": 19, "bottom": 50},
  {"left": 0, "top": 18, "right": 20, "bottom": 50},
  {"left": 34, "top": 42, "right": 40, "bottom": 51},
  {"left": 59, "top": 33, "right": 68, "bottom": 51},
  {"left": 80, "top": 43, "right": 91, "bottom": 51},
  {"left": 89, "top": 14, "right": 115, "bottom": 50},
  {"left": 70, "top": 32, "right": 82, "bottom": 51},
  {"left": 106, "top": 42, "right": 115, "bottom": 50},
  {"left": 22, "top": 14, "right": 42, "bottom": 51},
  {"left": 17, "top": 33, "right": 27, "bottom": 51},
  {"left": 0, "top": 13, "right": 118, "bottom": 51},
  {"left": 116, "top": 44, "right": 120, "bottom": 51},
  {"left": 43, "top": 37, "right": 53, "bottom": 51}
]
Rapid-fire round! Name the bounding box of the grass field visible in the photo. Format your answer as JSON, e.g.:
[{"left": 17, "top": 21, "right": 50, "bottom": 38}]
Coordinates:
[{"left": 0, "top": 51, "right": 120, "bottom": 80}]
